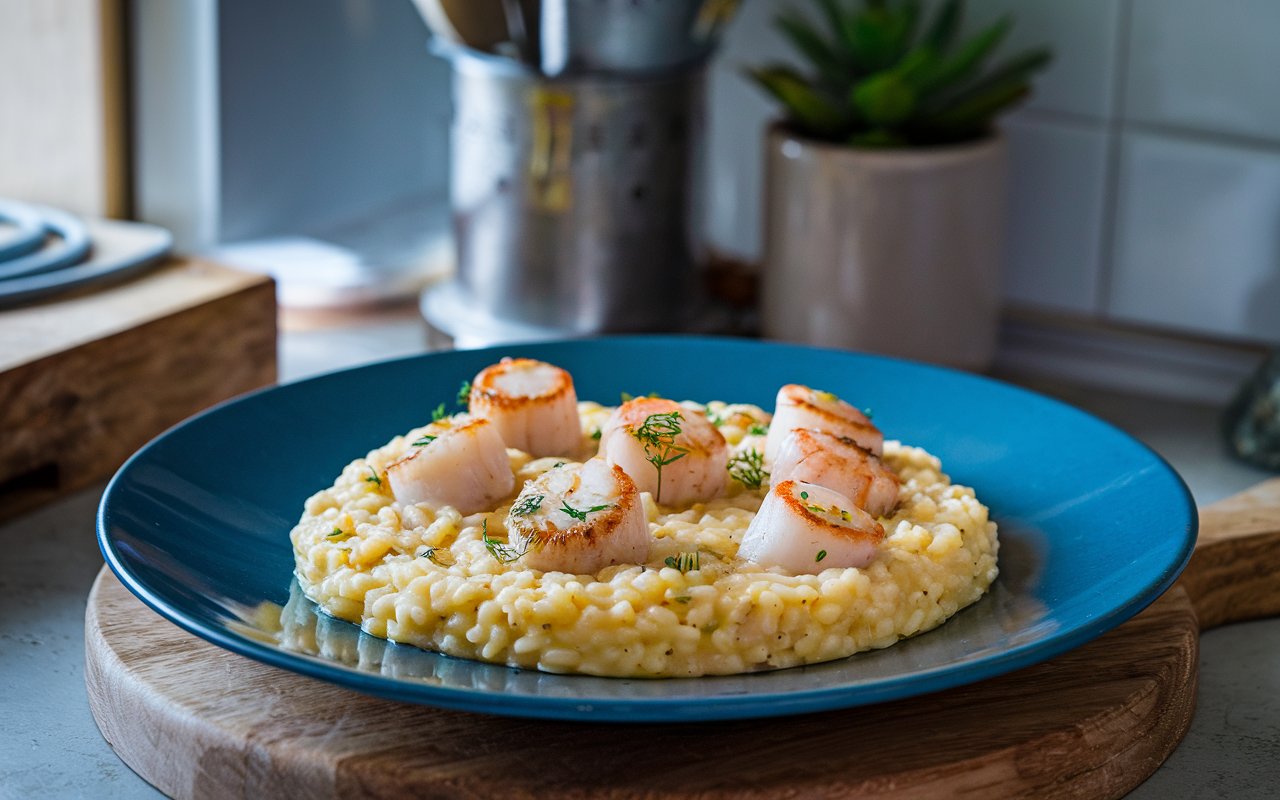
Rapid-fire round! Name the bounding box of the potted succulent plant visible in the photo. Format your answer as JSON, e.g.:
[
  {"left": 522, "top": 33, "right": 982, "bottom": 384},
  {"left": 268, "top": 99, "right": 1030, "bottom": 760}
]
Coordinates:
[{"left": 749, "top": 0, "right": 1050, "bottom": 370}]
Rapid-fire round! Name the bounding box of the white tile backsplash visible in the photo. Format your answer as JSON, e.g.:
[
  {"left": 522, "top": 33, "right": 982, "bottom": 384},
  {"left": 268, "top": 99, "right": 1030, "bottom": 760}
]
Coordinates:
[
  {"left": 702, "top": 0, "right": 1280, "bottom": 345},
  {"left": 1108, "top": 132, "right": 1280, "bottom": 341},
  {"left": 1126, "top": 0, "right": 1280, "bottom": 143},
  {"left": 963, "top": 0, "right": 1124, "bottom": 119},
  {"left": 1002, "top": 115, "right": 1110, "bottom": 314}
]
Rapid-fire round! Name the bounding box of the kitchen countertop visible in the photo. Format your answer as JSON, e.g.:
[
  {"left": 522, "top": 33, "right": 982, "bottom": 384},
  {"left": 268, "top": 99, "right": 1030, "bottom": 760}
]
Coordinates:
[{"left": 2, "top": 313, "right": 1278, "bottom": 799}]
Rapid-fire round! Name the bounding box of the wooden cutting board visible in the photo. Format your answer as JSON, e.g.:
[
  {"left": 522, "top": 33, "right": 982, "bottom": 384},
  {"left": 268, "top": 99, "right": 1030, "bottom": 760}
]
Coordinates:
[
  {"left": 84, "top": 478, "right": 1280, "bottom": 799},
  {"left": 0, "top": 257, "right": 276, "bottom": 521}
]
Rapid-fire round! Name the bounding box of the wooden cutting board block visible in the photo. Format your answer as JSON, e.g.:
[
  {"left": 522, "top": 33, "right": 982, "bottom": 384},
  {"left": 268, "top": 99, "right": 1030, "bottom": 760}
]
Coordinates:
[
  {"left": 0, "top": 257, "right": 276, "bottom": 520},
  {"left": 84, "top": 478, "right": 1280, "bottom": 800}
]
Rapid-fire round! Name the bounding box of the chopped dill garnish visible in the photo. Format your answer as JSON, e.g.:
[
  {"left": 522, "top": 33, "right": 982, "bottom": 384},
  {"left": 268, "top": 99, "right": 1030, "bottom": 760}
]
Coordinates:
[
  {"left": 419, "top": 547, "right": 453, "bottom": 567},
  {"left": 481, "top": 519, "right": 527, "bottom": 563},
  {"left": 664, "top": 551, "right": 700, "bottom": 572},
  {"left": 632, "top": 411, "right": 688, "bottom": 503},
  {"left": 364, "top": 467, "right": 382, "bottom": 487},
  {"left": 590, "top": 428, "right": 602, "bottom": 440},
  {"left": 559, "top": 500, "right": 611, "bottom": 521},
  {"left": 412, "top": 434, "right": 437, "bottom": 446},
  {"left": 430, "top": 402, "right": 447, "bottom": 422},
  {"left": 726, "top": 448, "right": 768, "bottom": 489},
  {"left": 457, "top": 379, "right": 472, "bottom": 406},
  {"left": 816, "top": 550, "right": 828, "bottom": 563},
  {"left": 748, "top": 423, "right": 768, "bottom": 436},
  {"left": 326, "top": 527, "right": 348, "bottom": 539},
  {"left": 511, "top": 494, "right": 545, "bottom": 516},
  {"left": 704, "top": 408, "right": 724, "bottom": 427}
]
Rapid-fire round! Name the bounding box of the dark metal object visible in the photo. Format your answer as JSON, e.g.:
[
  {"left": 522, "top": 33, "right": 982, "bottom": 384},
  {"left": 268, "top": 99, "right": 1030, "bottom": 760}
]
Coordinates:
[{"left": 428, "top": 52, "right": 705, "bottom": 337}]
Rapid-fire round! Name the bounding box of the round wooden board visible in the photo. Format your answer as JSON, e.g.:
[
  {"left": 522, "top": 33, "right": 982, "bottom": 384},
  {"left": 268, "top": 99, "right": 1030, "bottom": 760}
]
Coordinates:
[
  {"left": 86, "top": 478, "right": 1280, "bottom": 799},
  {"left": 85, "top": 570, "right": 1196, "bottom": 800}
]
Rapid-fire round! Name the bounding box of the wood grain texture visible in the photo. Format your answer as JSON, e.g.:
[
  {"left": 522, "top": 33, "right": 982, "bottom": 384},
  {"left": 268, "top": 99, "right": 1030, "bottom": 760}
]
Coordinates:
[
  {"left": 0, "top": 259, "right": 276, "bottom": 520},
  {"left": 86, "top": 480, "right": 1280, "bottom": 798},
  {"left": 85, "top": 571, "right": 1197, "bottom": 800},
  {"left": 1182, "top": 477, "right": 1280, "bottom": 630}
]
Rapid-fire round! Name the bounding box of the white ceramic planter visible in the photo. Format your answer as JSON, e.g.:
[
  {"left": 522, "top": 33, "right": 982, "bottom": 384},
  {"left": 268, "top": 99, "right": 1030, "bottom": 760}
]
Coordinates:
[{"left": 761, "top": 126, "right": 1008, "bottom": 371}]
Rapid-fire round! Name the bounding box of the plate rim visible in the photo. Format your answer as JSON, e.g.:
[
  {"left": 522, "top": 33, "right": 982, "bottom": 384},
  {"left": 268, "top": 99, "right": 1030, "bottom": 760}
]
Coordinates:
[{"left": 97, "top": 334, "right": 1199, "bottom": 722}]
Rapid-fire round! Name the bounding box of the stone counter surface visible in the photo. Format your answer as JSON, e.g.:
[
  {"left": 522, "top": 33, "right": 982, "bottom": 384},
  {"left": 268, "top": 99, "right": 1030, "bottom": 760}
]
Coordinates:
[{"left": 2, "top": 319, "right": 1277, "bottom": 798}]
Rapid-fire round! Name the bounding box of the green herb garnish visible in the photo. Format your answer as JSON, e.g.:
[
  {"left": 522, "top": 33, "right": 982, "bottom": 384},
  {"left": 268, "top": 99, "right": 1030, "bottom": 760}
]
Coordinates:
[
  {"left": 705, "top": 409, "right": 724, "bottom": 427},
  {"left": 632, "top": 411, "right": 688, "bottom": 503},
  {"left": 326, "top": 527, "right": 348, "bottom": 539},
  {"left": 664, "top": 551, "right": 700, "bottom": 572},
  {"left": 365, "top": 467, "right": 382, "bottom": 487},
  {"left": 726, "top": 448, "right": 768, "bottom": 489},
  {"left": 559, "top": 500, "right": 612, "bottom": 521},
  {"left": 590, "top": 428, "right": 602, "bottom": 440},
  {"left": 748, "top": 423, "right": 769, "bottom": 436},
  {"left": 419, "top": 547, "right": 453, "bottom": 567},
  {"left": 430, "top": 402, "right": 447, "bottom": 422},
  {"left": 511, "top": 494, "right": 545, "bottom": 516},
  {"left": 816, "top": 550, "right": 827, "bottom": 563},
  {"left": 457, "top": 379, "right": 472, "bottom": 406},
  {"left": 800, "top": 490, "right": 809, "bottom": 499},
  {"left": 412, "top": 434, "right": 437, "bottom": 446},
  {"left": 481, "top": 519, "right": 527, "bottom": 563}
]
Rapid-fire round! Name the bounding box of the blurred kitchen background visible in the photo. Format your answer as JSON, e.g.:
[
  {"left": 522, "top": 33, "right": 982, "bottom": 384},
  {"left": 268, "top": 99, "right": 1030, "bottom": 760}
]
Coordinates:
[
  {"left": 4, "top": 0, "right": 1277, "bottom": 407},
  {"left": 3, "top": 6, "right": 1279, "bottom": 793}
]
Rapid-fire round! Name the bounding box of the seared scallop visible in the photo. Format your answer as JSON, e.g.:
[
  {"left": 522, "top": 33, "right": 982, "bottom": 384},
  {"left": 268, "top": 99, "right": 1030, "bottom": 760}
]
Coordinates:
[
  {"left": 737, "top": 480, "right": 884, "bottom": 573},
  {"left": 764, "top": 384, "right": 882, "bottom": 463},
  {"left": 387, "top": 417, "right": 514, "bottom": 514},
  {"left": 770, "top": 428, "right": 899, "bottom": 517},
  {"left": 505, "top": 458, "right": 648, "bottom": 574},
  {"left": 468, "top": 357, "right": 581, "bottom": 457},
  {"left": 598, "top": 397, "right": 728, "bottom": 505}
]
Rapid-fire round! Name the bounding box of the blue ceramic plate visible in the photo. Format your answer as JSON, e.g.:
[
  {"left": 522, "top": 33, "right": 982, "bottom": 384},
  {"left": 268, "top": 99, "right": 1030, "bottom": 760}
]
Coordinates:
[{"left": 99, "top": 337, "right": 1196, "bottom": 722}]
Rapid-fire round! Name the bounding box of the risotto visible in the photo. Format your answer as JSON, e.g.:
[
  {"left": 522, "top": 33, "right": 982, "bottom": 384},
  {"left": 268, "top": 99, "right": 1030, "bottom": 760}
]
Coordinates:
[{"left": 290, "top": 399, "right": 999, "bottom": 678}]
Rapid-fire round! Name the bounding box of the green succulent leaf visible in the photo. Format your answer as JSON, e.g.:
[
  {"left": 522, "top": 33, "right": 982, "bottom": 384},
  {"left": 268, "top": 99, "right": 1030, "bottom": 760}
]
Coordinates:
[
  {"left": 918, "top": 82, "right": 1029, "bottom": 140},
  {"left": 775, "top": 10, "right": 847, "bottom": 85},
  {"left": 918, "top": 15, "right": 1012, "bottom": 96},
  {"left": 852, "top": 72, "right": 917, "bottom": 126},
  {"left": 841, "top": 8, "right": 889, "bottom": 71},
  {"left": 748, "top": 65, "right": 852, "bottom": 136},
  {"left": 755, "top": 0, "right": 1051, "bottom": 147},
  {"left": 924, "top": 0, "right": 964, "bottom": 53},
  {"left": 923, "top": 47, "right": 1052, "bottom": 116}
]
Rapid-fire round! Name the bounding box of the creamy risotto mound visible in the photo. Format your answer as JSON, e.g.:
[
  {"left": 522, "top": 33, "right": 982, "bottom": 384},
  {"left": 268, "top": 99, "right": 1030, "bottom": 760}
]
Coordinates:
[{"left": 291, "top": 401, "right": 998, "bottom": 677}]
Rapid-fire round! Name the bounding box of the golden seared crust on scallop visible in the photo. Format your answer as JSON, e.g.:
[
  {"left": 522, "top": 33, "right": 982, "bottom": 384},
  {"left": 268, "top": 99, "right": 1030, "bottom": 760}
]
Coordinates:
[
  {"left": 469, "top": 358, "right": 581, "bottom": 457},
  {"left": 386, "top": 416, "right": 514, "bottom": 514},
  {"left": 765, "top": 384, "right": 883, "bottom": 462},
  {"left": 737, "top": 479, "right": 885, "bottom": 573},
  {"left": 505, "top": 459, "right": 649, "bottom": 574},
  {"left": 773, "top": 479, "right": 885, "bottom": 545},
  {"left": 771, "top": 428, "right": 900, "bottom": 517},
  {"left": 599, "top": 397, "right": 728, "bottom": 505}
]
